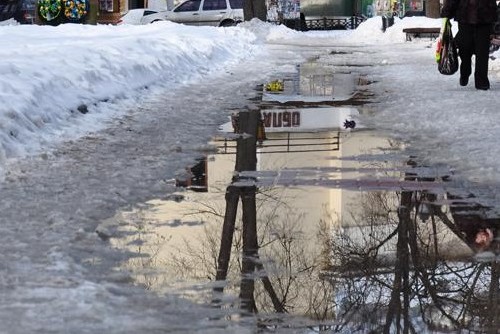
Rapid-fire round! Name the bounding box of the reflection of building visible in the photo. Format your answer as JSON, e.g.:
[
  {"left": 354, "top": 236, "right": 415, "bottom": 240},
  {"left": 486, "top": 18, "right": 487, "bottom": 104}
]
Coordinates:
[
  {"left": 263, "top": 62, "right": 357, "bottom": 103},
  {"left": 261, "top": 107, "right": 355, "bottom": 133}
]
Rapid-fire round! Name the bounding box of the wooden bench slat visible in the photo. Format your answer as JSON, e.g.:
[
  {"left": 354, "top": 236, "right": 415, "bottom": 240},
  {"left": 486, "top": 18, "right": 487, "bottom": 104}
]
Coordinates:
[
  {"left": 403, "top": 27, "right": 441, "bottom": 41},
  {"left": 402, "top": 27, "right": 440, "bottom": 33}
]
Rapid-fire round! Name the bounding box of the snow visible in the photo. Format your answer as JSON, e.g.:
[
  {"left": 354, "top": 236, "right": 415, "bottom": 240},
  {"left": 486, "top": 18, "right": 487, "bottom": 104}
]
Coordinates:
[
  {"left": 2, "top": 17, "right": 499, "bottom": 189},
  {"left": 1, "top": 14, "right": 500, "bottom": 332},
  {"left": 0, "top": 20, "right": 261, "bottom": 166}
]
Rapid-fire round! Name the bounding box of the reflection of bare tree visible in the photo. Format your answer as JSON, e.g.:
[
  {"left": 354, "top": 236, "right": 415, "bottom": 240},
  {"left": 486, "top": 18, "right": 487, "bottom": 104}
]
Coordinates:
[
  {"left": 118, "top": 153, "right": 500, "bottom": 332},
  {"left": 328, "top": 177, "right": 500, "bottom": 333},
  {"left": 254, "top": 206, "right": 335, "bottom": 320},
  {"left": 164, "top": 181, "right": 335, "bottom": 323},
  {"left": 210, "top": 109, "right": 334, "bottom": 320}
]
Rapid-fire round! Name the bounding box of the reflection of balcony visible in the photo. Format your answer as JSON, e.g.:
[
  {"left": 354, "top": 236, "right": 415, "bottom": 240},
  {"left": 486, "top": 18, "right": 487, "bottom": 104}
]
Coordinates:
[
  {"left": 214, "top": 131, "right": 340, "bottom": 154},
  {"left": 306, "top": 74, "right": 335, "bottom": 97},
  {"left": 217, "top": 106, "right": 357, "bottom": 155}
]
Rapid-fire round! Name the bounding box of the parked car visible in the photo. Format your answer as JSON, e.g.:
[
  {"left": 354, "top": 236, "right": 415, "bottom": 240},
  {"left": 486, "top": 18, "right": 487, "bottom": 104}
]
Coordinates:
[
  {"left": 13, "top": 0, "right": 35, "bottom": 24},
  {"left": 1, "top": 0, "right": 34, "bottom": 24},
  {"left": 117, "top": 8, "right": 166, "bottom": 24},
  {"left": 164, "top": 0, "right": 243, "bottom": 27},
  {"left": 0, "top": 0, "right": 18, "bottom": 22}
]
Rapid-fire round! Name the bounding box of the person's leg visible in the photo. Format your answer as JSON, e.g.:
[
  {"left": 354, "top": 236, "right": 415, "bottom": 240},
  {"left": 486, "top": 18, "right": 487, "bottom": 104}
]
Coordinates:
[
  {"left": 457, "top": 23, "right": 474, "bottom": 86},
  {"left": 473, "top": 24, "right": 492, "bottom": 90}
]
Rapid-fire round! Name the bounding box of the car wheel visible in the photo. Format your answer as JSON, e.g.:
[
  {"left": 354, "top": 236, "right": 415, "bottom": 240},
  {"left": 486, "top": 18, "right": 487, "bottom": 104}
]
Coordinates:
[{"left": 219, "top": 19, "right": 235, "bottom": 27}]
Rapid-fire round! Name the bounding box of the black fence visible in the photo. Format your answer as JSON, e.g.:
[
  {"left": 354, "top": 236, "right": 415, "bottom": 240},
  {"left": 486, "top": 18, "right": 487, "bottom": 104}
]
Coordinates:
[
  {"left": 271, "top": 15, "right": 366, "bottom": 31},
  {"left": 304, "top": 16, "right": 366, "bottom": 30},
  {"left": 214, "top": 131, "right": 341, "bottom": 155}
]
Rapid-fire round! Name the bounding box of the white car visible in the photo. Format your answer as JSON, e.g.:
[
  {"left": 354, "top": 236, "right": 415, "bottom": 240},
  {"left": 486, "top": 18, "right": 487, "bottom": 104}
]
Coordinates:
[
  {"left": 164, "top": 0, "right": 243, "bottom": 27},
  {"left": 118, "top": 9, "right": 166, "bottom": 25}
]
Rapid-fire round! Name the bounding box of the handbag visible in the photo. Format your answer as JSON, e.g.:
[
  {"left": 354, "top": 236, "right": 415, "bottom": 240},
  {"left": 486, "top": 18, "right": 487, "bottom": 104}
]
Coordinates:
[{"left": 435, "top": 18, "right": 459, "bottom": 75}]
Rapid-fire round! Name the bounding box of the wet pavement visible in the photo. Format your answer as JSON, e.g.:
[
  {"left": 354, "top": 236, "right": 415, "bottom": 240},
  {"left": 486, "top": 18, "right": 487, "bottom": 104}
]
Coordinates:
[{"left": 101, "top": 58, "right": 500, "bottom": 333}]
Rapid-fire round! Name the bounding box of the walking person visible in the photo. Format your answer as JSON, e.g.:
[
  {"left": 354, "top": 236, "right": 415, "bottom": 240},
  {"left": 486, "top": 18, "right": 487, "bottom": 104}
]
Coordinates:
[{"left": 441, "top": 0, "right": 498, "bottom": 90}]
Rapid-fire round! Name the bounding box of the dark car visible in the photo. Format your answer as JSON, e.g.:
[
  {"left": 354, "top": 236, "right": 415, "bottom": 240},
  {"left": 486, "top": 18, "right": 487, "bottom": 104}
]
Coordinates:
[
  {"left": 0, "top": 0, "right": 19, "bottom": 21},
  {"left": 14, "top": 0, "right": 35, "bottom": 23},
  {"left": 0, "top": 0, "right": 35, "bottom": 23}
]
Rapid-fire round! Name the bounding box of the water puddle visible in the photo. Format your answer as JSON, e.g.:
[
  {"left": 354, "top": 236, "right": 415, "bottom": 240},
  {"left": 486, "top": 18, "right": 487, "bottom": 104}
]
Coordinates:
[{"left": 100, "top": 60, "right": 500, "bottom": 332}]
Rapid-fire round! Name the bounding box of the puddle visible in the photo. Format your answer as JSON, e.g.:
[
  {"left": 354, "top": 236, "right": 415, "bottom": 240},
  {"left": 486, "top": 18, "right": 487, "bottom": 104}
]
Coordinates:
[{"left": 101, "top": 60, "right": 500, "bottom": 333}]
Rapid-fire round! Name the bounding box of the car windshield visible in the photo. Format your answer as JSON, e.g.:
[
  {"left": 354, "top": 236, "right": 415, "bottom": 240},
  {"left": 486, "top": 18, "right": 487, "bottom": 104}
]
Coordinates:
[
  {"left": 228, "top": 0, "right": 242, "bottom": 9},
  {"left": 174, "top": 0, "right": 201, "bottom": 12}
]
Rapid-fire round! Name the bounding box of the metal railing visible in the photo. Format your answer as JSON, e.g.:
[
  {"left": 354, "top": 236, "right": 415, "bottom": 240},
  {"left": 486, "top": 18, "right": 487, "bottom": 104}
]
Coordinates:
[
  {"left": 269, "top": 15, "right": 366, "bottom": 31},
  {"left": 305, "top": 16, "right": 366, "bottom": 30},
  {"left": 214, "top": 131, "right": 341, "bottom": 154}
]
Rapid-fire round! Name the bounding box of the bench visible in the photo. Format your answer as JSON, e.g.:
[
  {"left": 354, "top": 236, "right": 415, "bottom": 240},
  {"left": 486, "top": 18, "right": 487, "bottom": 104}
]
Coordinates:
[{"left": 403, "top": 27, "right": 441, "bottom": 41}]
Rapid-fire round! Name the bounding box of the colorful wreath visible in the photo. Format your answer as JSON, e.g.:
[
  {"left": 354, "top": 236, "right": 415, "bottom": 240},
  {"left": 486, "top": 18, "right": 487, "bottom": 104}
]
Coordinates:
[
  {"left": 63, "top": 0, "right": 88, "bottom": 22},
  {"left": 38, "top": 0, "right": 62, "bottom": 22}
]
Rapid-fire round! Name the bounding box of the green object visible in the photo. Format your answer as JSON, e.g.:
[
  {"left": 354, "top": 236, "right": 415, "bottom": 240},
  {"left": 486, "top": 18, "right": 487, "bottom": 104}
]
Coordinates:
[
  {"left": 38, "top": 0, "right": 62, "bottom": 22},
  {"left": 301, "top": 0, "right": 354, "bottom": 17}
]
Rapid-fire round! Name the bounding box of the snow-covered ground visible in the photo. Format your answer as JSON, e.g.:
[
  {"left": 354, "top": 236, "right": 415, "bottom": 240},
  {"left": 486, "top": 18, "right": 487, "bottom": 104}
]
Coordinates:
[
  {"left": 2, "top": 16, "right": 499, "bottom": 192},
  {"left": 1, "top": 15, "right": 500, "bottom": 332}
]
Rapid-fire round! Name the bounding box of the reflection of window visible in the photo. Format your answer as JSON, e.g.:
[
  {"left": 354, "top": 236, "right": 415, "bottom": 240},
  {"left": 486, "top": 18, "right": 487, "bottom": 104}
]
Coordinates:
[
  {"left": 202, "top": 0, "right": 226, "bottom": 10},
  {"left": 228, "top": 0, "right": 242, "bottom": 8},
  {"left": 174, "top": 0, "right": 200, "bottom": 12}
]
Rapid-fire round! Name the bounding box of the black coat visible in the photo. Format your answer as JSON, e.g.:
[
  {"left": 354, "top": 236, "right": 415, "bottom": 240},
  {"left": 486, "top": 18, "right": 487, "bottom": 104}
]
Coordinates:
[{"left": 441, "top": 0, "right": 498, "bottom": 24}]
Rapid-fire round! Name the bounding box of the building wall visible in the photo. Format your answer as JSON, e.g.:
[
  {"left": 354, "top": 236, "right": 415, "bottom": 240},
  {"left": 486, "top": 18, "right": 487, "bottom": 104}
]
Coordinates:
[
  {"left": 97, "top": 0, "right": 127, "bottom": 23},
  {"left": 300, "top": 0, "right": 356, "bottom": 17}
]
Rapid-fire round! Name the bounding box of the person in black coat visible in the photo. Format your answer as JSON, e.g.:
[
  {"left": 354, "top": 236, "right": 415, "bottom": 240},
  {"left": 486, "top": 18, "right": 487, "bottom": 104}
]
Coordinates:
[{"left": 441, "top": 0, "right": 497, "bottom": 90}]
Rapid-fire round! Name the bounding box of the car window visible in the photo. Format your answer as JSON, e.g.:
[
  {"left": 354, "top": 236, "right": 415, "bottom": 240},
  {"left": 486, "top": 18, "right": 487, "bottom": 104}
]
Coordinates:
[
  {"left": 174, "top": 0, "right": 201, "bottom": 12},
  {"left": 228, "top": 0, "right": 242, "bottom": 9},
  {"left": 202, "top": 0, "right": 227, "bottom": 10}
]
